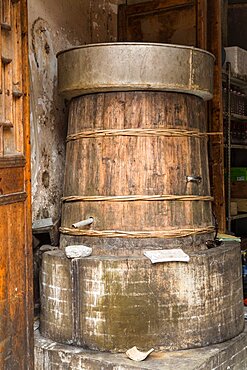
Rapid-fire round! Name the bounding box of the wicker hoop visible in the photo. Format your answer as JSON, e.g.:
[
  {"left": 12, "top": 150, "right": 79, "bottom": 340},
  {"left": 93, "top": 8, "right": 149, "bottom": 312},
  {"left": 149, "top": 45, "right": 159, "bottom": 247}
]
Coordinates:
[
  {"left": 59, "top": 226, "right": 215, "bottom": 239},
  {"left": 62, "top": 194, "right": 213, "bottom": 203},
  {"left": 66, "top": 128, "right": 223, "bottom": 142}
]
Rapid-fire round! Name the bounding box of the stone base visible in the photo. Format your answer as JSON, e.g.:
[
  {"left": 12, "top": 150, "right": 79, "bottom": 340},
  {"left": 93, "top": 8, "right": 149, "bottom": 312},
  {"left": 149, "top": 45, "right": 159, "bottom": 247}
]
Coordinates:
[
  {"left": 40, "top": 245, "right": 244, "bottom": 352},
  {"left": 35, "top": 325, "right": 247, "bottom": 370}
]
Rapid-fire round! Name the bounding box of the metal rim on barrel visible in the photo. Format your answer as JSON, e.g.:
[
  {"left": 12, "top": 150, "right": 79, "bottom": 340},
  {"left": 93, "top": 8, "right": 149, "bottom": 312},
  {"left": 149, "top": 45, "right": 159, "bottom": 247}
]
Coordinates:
[{"left": 57, "top": 42, "right": 215, "bottom": 101}]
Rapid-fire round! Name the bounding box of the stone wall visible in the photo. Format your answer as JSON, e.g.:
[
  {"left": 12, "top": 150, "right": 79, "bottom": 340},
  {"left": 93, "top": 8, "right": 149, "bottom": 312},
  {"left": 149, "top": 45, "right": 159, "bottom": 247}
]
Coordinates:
[{"left": 28, "top": 0, "right": 124, "bottom": 222}]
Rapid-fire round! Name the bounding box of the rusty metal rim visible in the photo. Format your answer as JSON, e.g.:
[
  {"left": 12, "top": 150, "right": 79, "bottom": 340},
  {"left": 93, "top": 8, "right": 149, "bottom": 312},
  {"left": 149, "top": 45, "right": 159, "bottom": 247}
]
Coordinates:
[
  {"left": 57, "top": 42, "right": 215, "bottom": 100},
  {"left": 56, "top": 42, "right": 215, "bottom": 60}
]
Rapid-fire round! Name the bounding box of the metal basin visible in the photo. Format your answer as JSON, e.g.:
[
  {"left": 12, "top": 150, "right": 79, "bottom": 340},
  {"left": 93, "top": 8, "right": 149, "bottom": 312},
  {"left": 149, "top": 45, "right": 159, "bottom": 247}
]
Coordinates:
[{"left": 57, "top": 42, "right": 215, "bottom": 100}]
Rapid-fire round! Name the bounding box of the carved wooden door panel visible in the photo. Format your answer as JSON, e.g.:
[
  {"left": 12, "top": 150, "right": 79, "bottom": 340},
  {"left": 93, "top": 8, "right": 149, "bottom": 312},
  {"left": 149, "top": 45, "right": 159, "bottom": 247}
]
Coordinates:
[
  {"left": 118, "top": 0, "right": 207, "bottom": 49},
  {"left": 0, "top": 1, "right": 33, "bottom": 369}
]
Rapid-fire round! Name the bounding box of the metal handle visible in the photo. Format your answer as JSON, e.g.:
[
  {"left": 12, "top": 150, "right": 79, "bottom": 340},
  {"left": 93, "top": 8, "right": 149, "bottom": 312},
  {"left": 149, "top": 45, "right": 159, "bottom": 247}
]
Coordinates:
[
  {"left": 186, "top": 175, "right": 202, "bottom": 184},
  {"left": 72, "top": 217, "right": 94, "bottom": 229}
]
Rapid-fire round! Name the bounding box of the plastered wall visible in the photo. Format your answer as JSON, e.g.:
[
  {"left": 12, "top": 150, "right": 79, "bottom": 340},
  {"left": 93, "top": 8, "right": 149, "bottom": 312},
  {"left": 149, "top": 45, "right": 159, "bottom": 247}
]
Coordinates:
[{"left": 28, "top": 0, "right": 124, "bottom": 222}]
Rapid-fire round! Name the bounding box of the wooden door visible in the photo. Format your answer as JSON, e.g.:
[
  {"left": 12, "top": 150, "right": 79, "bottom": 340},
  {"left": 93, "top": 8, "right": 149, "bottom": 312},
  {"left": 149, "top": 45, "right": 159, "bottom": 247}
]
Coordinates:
[
  {"left": 0, "top": 1, "right": 33, "bottom": 369},
  {"left": 118, "top": 0, "right": 207, "bottom": 49}
]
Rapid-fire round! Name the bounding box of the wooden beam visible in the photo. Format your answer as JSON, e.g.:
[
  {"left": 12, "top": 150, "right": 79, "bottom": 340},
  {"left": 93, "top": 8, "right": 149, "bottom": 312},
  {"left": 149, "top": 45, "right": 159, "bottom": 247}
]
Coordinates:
[
  {"left": 207, "top": 0, "right": 226, "bottom": 232},
  {"left": 197, "top": 0, "right": 207, "bottom": 49},
  {"left": 21, "top": 0, "right": 34, "bottom": 368},
  {"left": 222, "top": 0, "right": 228, "bottom": 47}
]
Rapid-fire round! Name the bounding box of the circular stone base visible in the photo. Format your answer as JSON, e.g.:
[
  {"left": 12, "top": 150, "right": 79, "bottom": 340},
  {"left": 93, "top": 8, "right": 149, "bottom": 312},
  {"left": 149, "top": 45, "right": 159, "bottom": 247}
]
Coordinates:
[{"left": 40, "top": 243, "right": 244, "bottom": 353}]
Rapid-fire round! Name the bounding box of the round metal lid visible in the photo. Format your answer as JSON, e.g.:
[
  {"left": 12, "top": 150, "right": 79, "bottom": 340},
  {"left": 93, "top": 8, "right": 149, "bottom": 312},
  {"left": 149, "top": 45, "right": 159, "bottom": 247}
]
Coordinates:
[{"left": 57, "top": 42, "right": 215, "bottom": 101}]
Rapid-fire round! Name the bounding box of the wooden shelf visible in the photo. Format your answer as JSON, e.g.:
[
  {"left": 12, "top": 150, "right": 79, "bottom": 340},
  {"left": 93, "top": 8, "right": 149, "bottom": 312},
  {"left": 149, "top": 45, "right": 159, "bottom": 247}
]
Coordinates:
[
  {"left": 231, "top": 113, "right": 247, "bottom": 121},
  {"left": 230, "top": 75, "right": 247, "bottom": 90},
  {"left": 222, "top": 70, "right": 247, "bottom": 90},
  {"left": 223, "top": 112, "right": 247, "bottom": 121},
  {"left": 224, "top": 144, "right": 247, "bottom": 149},
  {"left": 223, "top": 65, "right": 247, "bottom": 232},
  {"left": 231, "top": 144, "right": 247, "bottom": 149},
  {"left": 231, "top": 213, "right": 247, "bottom": 220}
]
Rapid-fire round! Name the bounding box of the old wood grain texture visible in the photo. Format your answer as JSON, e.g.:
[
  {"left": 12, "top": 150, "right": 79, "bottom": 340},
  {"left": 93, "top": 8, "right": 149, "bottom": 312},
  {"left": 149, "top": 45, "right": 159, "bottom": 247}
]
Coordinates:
[
  {"left": 40, "top": 245, "right": 244, "bottom": 352},
  {"left": 4, "top": 0, "right": 15, "bottom": 155},
  {"left": 1, "top": 1, "right": 11, "bottom": 156},
  {"left": 61, "top": 91, "right": 213, "bottom": 248},
  {"left": 207, "top": 0, "right": 225, "bottom": 232},
  {"left": 0, "top": 5, "right": 2, "bottom": 97},
  {"left": 0, "top": 2, "right": 2, "bottom": 157},
  {"left": 228, "top": 2, "right": 247, "bottom": 50},
  {"left": 2, "top": 0, "right": 11, "bottom": 25},
  {"left": 231, "top": 182, "right": 247, "bottom": 198},
  {"left": 12, "top": 0, "right": 23, "bottom": 154},
  {"left": 0, "top": 202, "right": 28, "bottom": 369},
  {"left": 222, "top": 0, "right": 228, "bottom": 47},
  {"left": 197, "top": 0, "right": 207, "bottom": 49},
  {"left": 0, "top": 0, "right": 33, "bottom": 368},
  {"left": 0, "top": 154, "right": 25, "bottom": 168},
  {"left": 0, "top": 27, "right": 3, "bottom": 156},
  {"left": 0, "top": 166, "right": 24, "bottom": 194},
  {"left": 118, "top": 0, "right": 206, "bottom": 48},
  {"left": 21, "top": 0, "right": 34, "bottom": 368}
]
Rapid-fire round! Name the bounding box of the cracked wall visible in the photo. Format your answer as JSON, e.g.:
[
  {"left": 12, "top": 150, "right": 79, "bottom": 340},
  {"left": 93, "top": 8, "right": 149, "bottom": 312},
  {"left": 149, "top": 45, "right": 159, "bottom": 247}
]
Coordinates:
[{"left": 28, "top": 0, "right": 124, "bottom": 223}]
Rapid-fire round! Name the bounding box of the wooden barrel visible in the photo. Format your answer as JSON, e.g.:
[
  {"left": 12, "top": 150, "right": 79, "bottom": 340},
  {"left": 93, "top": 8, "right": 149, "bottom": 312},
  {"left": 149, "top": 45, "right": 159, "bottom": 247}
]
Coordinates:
[
  {"left": 40, "top": 245, "right": 244, "bottom": 352},
  {"left": 57, "top": 43, "right": 215, "bottom": 252},
  {"left": 60, "top": 91, "right": 213, "bottom": 251}
]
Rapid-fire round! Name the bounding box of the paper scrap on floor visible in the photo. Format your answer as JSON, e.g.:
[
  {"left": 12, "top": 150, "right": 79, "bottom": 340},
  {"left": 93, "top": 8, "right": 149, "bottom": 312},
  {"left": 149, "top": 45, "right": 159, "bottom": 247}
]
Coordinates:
[
  {"left": 144, "top": 249, "right": 190, "bottom": 263},
  {"left": 126, "top": 346, "right": 154, "bottom": 362},
  {"left": 217, "top": 233, "right": 241, "bottom": 243}
]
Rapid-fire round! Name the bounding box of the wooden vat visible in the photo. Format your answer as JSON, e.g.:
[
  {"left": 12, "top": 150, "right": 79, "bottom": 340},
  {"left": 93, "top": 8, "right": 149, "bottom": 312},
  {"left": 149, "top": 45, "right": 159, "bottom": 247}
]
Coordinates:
[
  {"left": 58, "top": 43, "right": 214, "bottom": 250},
  {"left": 57, "top": 43, "right": 215, "bottom": 251},
  {"left": 60, "top": 91, "right": 214, "bottom": 250}
]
